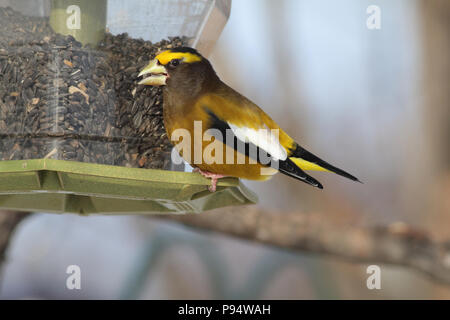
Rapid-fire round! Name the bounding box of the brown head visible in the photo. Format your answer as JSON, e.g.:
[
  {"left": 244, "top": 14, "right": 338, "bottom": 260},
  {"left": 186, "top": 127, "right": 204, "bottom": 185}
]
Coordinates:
[{"left": 138, "top": 47, "right": 219, "bottom": 101}]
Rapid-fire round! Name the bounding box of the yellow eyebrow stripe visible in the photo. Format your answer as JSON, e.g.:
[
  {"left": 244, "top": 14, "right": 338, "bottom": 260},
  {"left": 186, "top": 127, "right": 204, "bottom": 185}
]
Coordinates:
[{"left": 155, "top": 51, "right": 202, "bottom": 65}]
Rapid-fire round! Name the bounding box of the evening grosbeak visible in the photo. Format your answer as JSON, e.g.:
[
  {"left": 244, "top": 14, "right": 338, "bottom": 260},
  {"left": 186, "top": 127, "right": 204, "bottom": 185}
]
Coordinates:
[{"left": 138, "top": 47, "right": 360, "bottom": 192}]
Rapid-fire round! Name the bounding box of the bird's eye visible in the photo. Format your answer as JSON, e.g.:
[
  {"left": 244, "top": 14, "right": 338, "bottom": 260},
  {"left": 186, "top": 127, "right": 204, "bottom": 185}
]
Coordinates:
[{"left": 169, "top": 59, "right": 180, "bottom": 67}]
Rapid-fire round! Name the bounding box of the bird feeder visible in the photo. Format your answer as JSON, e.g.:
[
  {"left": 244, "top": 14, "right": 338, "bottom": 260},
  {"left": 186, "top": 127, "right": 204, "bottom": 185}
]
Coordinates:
[{"left": 0, "top": 0, "right": 257, "bottom": 214}]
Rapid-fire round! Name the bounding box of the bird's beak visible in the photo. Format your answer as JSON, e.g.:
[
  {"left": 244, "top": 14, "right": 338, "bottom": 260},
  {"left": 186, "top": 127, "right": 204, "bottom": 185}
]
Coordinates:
[{"left": 138, "top": 59, "right": 168, "bottom": 86}]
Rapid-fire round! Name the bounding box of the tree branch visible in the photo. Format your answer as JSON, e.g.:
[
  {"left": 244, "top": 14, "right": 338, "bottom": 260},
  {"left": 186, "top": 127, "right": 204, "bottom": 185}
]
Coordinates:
[
  {"left": 157, "top": 206, "right": 450, "bottom": 285},
  {"left": 1, "top": 207, "right": 449, "bottom": 287}
]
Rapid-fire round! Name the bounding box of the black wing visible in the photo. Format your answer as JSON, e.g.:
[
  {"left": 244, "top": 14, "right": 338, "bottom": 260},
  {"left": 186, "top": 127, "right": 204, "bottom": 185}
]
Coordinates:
[{"left": 205, "top": 108, "right": 324, "bottom": 189}]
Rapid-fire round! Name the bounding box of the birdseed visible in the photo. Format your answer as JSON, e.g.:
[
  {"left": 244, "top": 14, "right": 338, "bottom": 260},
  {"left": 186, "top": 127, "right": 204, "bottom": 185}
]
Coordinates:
[{"left": 0, "top": 7, "right": 186, "bottom": 169}]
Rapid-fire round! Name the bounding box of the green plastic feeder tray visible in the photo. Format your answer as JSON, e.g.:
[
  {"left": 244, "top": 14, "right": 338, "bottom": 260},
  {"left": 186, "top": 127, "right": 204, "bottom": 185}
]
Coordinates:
[{"left": 0, "top": 159, "right": 257, "bottom": 214}]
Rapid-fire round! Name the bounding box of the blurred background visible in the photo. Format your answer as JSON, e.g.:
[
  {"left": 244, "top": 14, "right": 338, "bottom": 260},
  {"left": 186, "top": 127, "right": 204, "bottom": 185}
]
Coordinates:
[{"left": 0, "top": 0, "right": 449, "bottom": 299}]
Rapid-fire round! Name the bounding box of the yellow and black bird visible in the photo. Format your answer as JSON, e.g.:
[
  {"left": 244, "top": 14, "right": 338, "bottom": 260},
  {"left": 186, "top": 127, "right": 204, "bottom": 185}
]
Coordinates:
[{"left": 138, "top": 47, "right": 360, "bottom": 192}]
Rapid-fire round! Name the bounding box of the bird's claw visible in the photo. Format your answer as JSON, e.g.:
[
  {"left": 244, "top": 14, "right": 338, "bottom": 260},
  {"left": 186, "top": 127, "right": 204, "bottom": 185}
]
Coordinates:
[{"left": 193, "top": 168, "right": 226, "bottom": 192}]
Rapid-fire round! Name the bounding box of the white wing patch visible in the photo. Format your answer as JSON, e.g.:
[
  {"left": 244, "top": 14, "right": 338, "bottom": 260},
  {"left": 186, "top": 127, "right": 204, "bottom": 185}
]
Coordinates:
[{"left": 228, "top": 123, "right": 288, "bottom": 161}]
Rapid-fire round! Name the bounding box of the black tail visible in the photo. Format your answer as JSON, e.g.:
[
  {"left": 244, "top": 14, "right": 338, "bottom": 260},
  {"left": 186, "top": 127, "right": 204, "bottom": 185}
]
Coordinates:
[{"left": 291, "top": 144, "right": 361, "bottom": 182}]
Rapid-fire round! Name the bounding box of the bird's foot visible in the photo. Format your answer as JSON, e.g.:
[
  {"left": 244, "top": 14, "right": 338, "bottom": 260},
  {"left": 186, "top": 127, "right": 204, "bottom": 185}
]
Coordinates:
[{"left": 193, "top": 168, "right": 227, "bottom": 192}]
